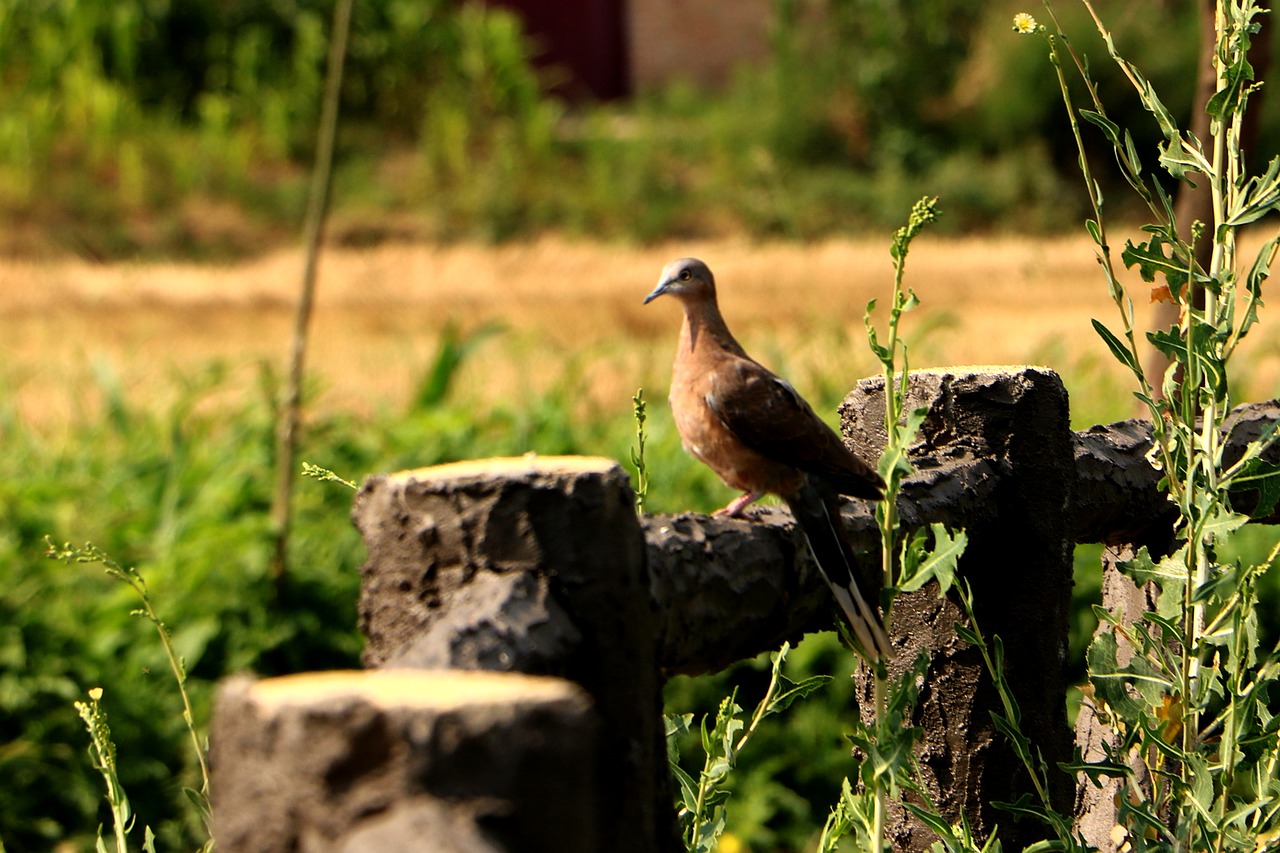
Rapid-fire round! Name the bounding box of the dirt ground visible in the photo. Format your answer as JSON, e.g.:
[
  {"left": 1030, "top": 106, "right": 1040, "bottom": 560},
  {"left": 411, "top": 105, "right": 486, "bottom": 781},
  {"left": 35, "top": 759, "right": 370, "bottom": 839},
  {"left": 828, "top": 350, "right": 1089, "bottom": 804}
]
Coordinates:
[{"left": 3, "top": 234, "right": 1275, "bottom": 427}]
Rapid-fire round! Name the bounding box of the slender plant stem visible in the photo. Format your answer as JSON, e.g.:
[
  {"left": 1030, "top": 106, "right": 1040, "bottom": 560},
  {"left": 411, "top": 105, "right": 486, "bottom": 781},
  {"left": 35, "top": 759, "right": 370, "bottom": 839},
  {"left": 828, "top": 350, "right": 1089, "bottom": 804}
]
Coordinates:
[{"left": 270, "top": 0, "right": 355, "bottom": 588}]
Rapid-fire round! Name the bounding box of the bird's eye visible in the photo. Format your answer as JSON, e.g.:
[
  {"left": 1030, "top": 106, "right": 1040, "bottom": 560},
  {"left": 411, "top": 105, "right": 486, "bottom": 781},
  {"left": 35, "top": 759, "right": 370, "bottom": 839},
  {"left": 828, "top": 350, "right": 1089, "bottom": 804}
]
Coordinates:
[{"left": 680, "top": 269, "right": 691, "bottom": 281}]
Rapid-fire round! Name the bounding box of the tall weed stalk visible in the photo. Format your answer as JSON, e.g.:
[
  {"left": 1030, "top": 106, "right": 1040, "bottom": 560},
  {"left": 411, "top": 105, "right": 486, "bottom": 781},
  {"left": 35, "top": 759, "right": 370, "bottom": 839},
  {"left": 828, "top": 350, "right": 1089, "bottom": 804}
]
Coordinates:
[
  {"left": 270, "top": 0, "right": 355, "bottom": 588},
  {"left": 816, "top": 197, "right": 970, "bottom": 852},
  {"left": 1020, "top": 2, "right": 1280, "bottom": 848},
  {"left": 48, "top": 540, "right": 214, "bottom": 852}
]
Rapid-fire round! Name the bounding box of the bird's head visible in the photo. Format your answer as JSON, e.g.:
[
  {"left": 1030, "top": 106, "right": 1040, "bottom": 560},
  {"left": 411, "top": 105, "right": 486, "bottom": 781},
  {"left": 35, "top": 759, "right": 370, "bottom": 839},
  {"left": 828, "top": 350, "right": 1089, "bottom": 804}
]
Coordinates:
[{"left": 643, "top": 257, "right": 715, "bottom": 305}]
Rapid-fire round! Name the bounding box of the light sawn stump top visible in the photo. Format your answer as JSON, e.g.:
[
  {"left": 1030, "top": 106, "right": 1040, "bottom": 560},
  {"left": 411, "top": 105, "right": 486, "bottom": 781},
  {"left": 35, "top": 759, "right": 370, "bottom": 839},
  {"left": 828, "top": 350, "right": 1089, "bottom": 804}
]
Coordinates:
[{"left": 244, "top": 668, "right": 590, "bottom": 714}]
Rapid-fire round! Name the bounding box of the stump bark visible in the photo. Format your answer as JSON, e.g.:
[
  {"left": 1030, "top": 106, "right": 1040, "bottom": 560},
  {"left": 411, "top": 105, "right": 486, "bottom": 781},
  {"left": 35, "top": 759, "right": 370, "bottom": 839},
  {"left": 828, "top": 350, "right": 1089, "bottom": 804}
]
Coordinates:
[
  {"left": 352, "top": 455, "right": 673, "bottom": 852},
  {"left": 210, "top": 669, "right": 597, "bottom": 853}
]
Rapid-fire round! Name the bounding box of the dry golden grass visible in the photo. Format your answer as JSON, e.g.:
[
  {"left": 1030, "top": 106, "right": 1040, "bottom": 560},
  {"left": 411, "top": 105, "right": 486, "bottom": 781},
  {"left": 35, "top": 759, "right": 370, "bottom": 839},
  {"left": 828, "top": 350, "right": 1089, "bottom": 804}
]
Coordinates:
[{"left": 4, "top": 233, "right": 1277, "bottom": 428}]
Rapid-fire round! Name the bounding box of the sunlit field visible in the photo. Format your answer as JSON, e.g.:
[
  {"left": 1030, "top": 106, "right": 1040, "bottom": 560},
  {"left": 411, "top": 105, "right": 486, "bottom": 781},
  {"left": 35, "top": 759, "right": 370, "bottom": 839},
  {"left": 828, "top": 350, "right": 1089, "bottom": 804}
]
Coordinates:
[{"left": 11, "top": 232, "right": 1277, "bottom": 433}]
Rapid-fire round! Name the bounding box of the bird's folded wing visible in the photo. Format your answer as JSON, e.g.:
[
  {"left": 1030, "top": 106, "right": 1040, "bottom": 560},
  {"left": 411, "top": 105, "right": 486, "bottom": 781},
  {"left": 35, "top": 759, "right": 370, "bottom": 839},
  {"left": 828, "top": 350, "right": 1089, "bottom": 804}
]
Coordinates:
[{"left": 705, "top": 358, "right": 865, "bottom": 484}]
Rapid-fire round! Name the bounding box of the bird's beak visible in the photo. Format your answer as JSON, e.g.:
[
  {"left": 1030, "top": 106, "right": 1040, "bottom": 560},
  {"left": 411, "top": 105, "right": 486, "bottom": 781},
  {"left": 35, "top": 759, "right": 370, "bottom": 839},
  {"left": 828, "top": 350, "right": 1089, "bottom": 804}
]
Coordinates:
[{"left": 643, "top": 278, "right": 672, "bottom": 305}]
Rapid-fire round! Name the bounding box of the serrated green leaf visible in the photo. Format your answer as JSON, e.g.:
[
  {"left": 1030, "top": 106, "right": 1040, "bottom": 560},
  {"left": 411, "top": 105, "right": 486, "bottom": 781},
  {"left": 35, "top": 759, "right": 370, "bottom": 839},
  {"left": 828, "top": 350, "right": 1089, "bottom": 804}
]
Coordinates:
[
  {"left": 897, "top": 523, "right": 967, "bottom": 595},
  {"left": 1201, "top": 507, "right": 1249, "bottom": 542},
  {"left": 1088, "top": 632, "right": 1157, "bottom": 722},
  {"left": 1148, "top": 327, "right": 1187, "bottom": 361},
  {"left": 1229, "top": 458, "right": 1280, "bottom": 518},
  {"left": 1186, "top": 752, "right": 1214, "bottom": 816},
  {"left": 1159, "top": 133, "right": 1211, "bottom": 181},
  {"left": 1227, "top": 156, "right": 1280, "bottom": 225},
  {"left": 1121, "top": 233, "right": 1189, "bottom": 290},
  {"left": 767, "top": 675, "right": 832, "bottom": 715},
  {"left": 1117, "top": 546, "right": 1180, "bottom": 586},
  {"left": 1246, "top": 236, "right": 1277, "bottom": 299}
]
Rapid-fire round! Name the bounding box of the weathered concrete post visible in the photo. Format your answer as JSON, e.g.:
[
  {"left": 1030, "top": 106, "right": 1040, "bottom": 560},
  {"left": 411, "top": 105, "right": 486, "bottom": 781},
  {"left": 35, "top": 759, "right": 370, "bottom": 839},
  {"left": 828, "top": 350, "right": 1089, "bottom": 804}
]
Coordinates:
[
  {"left": 841, "top": 367, "right": 1077, "bottom": 852},
  {"left": 210, "top": 670, "right": 597, "bottom": 853},
  {"left": 352, "top": 456, "right": 673, "bottom": 853}
]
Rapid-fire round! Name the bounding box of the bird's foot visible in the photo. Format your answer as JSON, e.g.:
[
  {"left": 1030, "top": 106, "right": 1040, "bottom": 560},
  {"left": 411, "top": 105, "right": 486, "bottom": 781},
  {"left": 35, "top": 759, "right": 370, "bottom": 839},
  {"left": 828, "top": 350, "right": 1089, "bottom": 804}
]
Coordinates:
[{"left": 714, "top": 491, "right": 761, "bottom": 518}]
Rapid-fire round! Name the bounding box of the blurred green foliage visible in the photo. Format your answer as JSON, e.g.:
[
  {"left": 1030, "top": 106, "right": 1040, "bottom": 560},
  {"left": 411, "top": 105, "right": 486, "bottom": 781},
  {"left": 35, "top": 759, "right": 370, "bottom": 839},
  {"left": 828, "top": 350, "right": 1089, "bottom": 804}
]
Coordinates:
[{"left": 0, "top": 0, "right": 1258, "bottom": 257}]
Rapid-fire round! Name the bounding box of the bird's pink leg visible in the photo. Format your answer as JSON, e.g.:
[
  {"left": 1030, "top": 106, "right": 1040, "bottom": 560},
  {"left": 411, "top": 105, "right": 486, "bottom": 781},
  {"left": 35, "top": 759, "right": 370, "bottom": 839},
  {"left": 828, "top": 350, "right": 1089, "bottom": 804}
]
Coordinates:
[{"left": 715, "top": 491, "right": 761, "bottom": 518}]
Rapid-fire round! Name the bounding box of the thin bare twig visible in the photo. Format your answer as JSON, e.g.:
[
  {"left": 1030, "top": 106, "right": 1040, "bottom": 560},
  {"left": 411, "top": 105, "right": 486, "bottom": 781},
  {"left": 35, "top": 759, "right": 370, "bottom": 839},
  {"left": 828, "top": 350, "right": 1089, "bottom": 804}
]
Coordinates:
[{"left": 270, "top": 0, "right": 356, "bottom": 590}]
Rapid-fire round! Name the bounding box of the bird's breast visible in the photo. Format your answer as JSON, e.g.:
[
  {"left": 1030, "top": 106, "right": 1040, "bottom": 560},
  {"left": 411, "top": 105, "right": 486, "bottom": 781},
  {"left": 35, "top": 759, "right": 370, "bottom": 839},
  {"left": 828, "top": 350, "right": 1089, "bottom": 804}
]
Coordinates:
[{"left": 668, "top": 357, "right": 802, "bottom": 497}]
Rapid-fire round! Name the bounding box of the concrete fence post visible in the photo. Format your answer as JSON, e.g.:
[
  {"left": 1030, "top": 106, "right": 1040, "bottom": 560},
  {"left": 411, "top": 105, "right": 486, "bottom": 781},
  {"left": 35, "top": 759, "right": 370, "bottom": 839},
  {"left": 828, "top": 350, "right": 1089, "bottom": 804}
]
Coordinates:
[
  {"left": 351, "top": 456, "right": 674, "bottom": 852},
  {"left": 841, "top": 367, "right": 1077, "bottom": 852}
]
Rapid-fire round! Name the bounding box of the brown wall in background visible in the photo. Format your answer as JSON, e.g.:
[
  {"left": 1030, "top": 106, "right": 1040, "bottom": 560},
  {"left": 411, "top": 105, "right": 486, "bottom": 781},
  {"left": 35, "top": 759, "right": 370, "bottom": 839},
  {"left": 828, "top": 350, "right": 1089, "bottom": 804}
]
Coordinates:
[
  {"left": 626, "top": 0, "right": 772, "bottom": 92},
  {"left": 488, "top": 0, "right": 775, "bottom": 100}
]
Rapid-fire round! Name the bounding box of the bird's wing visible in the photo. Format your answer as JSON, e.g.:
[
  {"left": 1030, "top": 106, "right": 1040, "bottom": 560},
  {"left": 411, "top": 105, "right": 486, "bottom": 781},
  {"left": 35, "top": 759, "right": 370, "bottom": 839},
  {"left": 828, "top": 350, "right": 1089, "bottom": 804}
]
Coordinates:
[{"left": 705, "top": 357, "right": 883, "bottom": 499}]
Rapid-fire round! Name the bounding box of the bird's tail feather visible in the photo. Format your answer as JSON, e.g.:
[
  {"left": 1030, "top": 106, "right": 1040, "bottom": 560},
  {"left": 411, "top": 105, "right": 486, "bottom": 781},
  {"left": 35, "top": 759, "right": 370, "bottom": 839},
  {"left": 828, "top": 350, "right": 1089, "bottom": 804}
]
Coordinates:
[{"left": 786, "top": 479, "right": 892, "bottom": 663}]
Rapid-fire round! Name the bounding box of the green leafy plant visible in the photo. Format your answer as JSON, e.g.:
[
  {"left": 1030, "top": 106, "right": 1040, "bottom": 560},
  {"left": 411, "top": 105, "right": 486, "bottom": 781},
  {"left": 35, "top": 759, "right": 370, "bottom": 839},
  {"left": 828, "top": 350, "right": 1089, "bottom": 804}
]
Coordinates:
[
  {"left": 631, "top": 388, "right": 651, "bottom": 514},
  {"left": 301, "top": 461, "right": 359, "bottom": 491},
  {"left": 951, "top": 581, "right": 1076, "bottom": 849},
  {"left": 667, "top": 642, "right": 832, "bottom": 852},
  {"left": 1017, "top": 2, "right": 1280, "bottom": 848},
  {"left": 74, "top": 687, "right": 159, "bottom": 853},
  {"left": 47, "top": 539, "right": 213, "bottom": 852}
]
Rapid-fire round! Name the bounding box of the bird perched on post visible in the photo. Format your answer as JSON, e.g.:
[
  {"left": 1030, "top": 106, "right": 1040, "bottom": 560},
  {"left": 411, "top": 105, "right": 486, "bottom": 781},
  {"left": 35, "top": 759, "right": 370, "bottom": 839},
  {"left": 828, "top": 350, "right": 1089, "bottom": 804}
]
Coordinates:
[{"left": 644, "top": 258, "right": 892, "bottom": 662}]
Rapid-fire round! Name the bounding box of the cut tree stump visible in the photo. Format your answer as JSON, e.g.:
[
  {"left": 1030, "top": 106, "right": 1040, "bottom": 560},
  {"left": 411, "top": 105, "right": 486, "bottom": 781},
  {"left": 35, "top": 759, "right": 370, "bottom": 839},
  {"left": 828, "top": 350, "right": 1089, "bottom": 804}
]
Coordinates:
[
  {"left": 352, "top": 455, "right": 671, "bottom": 852},
  {"left": 210, "top": 669, "right": 597, "bottom": 853}
]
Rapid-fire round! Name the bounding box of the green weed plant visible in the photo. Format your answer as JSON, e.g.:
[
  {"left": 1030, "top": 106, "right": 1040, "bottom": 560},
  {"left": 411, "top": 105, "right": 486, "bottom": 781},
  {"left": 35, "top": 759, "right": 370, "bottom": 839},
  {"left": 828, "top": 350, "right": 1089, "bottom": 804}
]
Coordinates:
[
  {"left": 51, "top": 540, "right": 214, "bottom": 853},
  {"left": 1015, "top": 1, "right": 1280, "bottom": 849},
  {"left": 668, "top": 643, "right": 832, "bottom": 852}
]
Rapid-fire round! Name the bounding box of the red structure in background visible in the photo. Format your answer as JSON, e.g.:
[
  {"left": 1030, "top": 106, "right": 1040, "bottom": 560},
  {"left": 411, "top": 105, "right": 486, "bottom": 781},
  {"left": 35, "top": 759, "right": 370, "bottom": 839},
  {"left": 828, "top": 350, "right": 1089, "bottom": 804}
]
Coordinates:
[{"left": 487, "top": 0, "right": 631, "bottom": 100}]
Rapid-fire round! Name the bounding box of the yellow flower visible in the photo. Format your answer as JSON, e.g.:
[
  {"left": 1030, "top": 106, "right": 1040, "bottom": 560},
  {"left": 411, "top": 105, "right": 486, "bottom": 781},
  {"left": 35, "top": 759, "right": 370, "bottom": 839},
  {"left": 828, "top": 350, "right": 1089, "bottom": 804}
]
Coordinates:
[
  {"left": 718, "top": 834, "right": 744, "bottom": 853},
  {"left": 1012, "top": 13, "right": 1038, "bottom": 34},
  {"left": 88, "top": 687, "right": 104, "bottom": 701}
]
